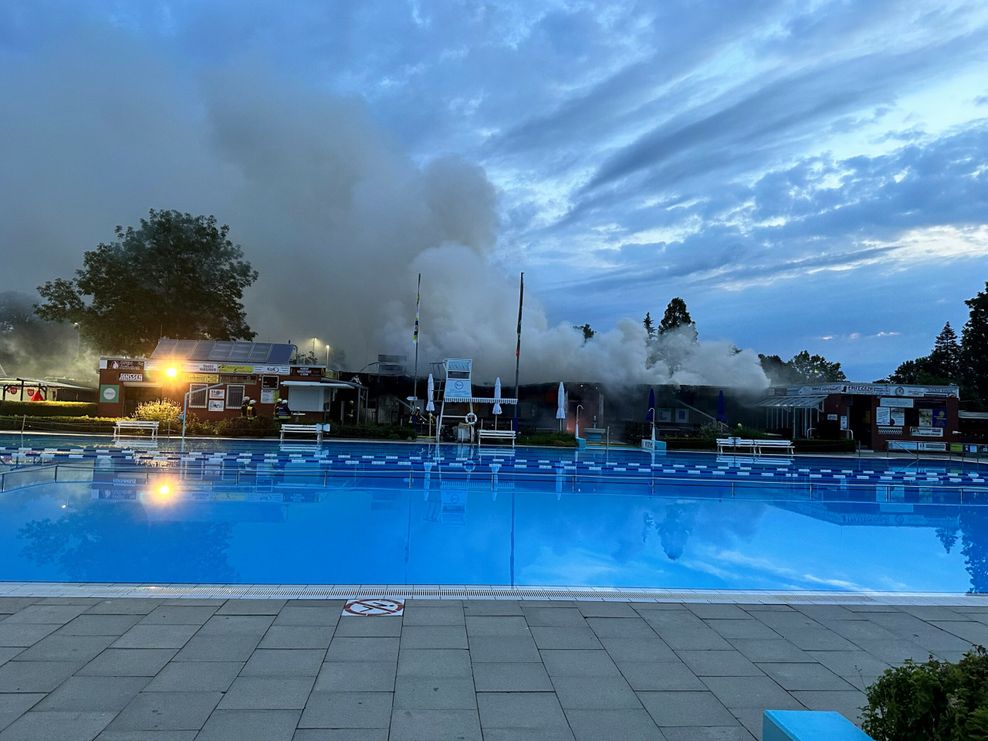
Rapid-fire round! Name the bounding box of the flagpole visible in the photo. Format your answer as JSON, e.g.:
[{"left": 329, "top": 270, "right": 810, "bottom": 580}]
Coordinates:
[
  {"left": 512, "top": 272, "right": 524, "bottom": 431},
  {"left": 412, "top": 273, "right": 421, "bottom": 410}
]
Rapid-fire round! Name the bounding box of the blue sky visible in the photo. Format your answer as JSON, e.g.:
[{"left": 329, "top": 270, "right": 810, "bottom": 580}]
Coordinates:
[{"left": 1, "top": 1, "right": 987, "bottom": 380}]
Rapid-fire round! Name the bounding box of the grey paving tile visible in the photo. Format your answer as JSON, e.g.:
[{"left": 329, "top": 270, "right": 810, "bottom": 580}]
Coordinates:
[
  {"left": 315, "top": 661, "right": 396, "bottom": 692},
  {"left": 659, "top": 629, "right": 734, "bottom": 651},
  {"left": 388, "top": 708, "right": 482, "bottom": 740},
  {"left": 618, "top": 661, "right": 705, "bottom": 691},
  {"left": 111, "top": 624, "right": 198, "bottom": 649},
  {"left": 0, "top": 693, "right": 45, "bottom": 733},
  {"left": 106, "top": 691, "right": 221, "bottom": 731},
  {"left": 97, "top": 731, "right": 198, "bottom": 740},
  {"left": 261, "top": 626, "right": 335, "bottom": 648},
  {"left": 642, "top": 612, "right": 708, "bottom": 630},
  {"left": 586, "top": 617, "right": 656, "bottom": 639},
  {"left": 805, "top": 650, "right": 891, "bottom": 679},
  {"left": 274, "top": 607, "right": 341, "bottom": 627},
  {"left": 333, "top": 619, "right": 399, "bottom": 637},
  {"left": 216, "top": 600, "right": 287, "bottom": 615},
  {"left": 293, "top": 730, "right": 388, "bottom": 741},
  {"left": 14, "top": 633, "right": 113, "bottom": 663},
  {"left": 397, "top": 649, "right": 471, "bottom": 678},
  {"left": 576, "top": 602, "right": 640, "bottom": 618},
  {"left": 469, "top": 636, "right": 541, "bottom": 662},
  {"left": 326, "top": 637, "right": 398, "bottom": 662},
  {"left": 730, "top": 639, "right": 811, "bottom": 663},
  {"left": 173, "top": 634, "right": 260, "bottom": 662},
  {"left": 400, "top": 625, "right": 468, "bottom": 649},
  {"left": 823, "top": 620, "right": 899, "bottom": 642},
  {"left": 57, "top": 615, "right": 143, "bottom": 637},
  {"left": 1, "top": 604, "right": 88, "bottom": 625},
  {"left": 0, "top": 600, "right": 38, "bottom": 614},
  {"left": 197, "top": 615, "right": 274, "bottom": 637},
  {"left": 930, "top": 620, "right": 988, "bottom": 645},
  {"left": 599, "top": 636, "right": 677, "bottom": 662},
  {"left": 461, "top": 602, "right": 522, "bottom": 616},
  {"left": 394, "top": 676, "right": 476, "bottom": 709},
  {"left": 795, "top": 605, "right": 858, "bottom": 622},
  {"left": 0, "top": 661, "right": 79, "bottom": 691},
  {"left": 465, "top": 616, "right": 531, "bottom": 636},
  {"left": 400, "top": 607, "right": 463, "bottom": 626},
  {"left": 638, "top": 691, "right": 736, "bottom": 727},
  {"left": 790, "top": 689, "right": 867, "bottom": 724},
  {"left": 530, "top": 626, "right": 602, "bottom": 650},
  {"left": 482, "top": 730, "right": 576, "bottom": 741},
  {"left": 242, "top": 649, "right": 326, "bottom": 677},
  {"left": 287, "top": 600, "right": 347, "bottom": 609},
  {"left": 688, "top": 605, "right": 751, "bottom": 620},
  {"left": 730, "top": 706, "right": 766, "bottom": 740},
  {"left": 551, "top": 676, "right": 641, "bottom": 709},
  {"left": 477, "top": 692, "right": 568, "bottom": 729},
  {"left": 540, "top": 649, "right": 622, "bottom": 678},
  {"left": 219, "top": 676, "right": 315, "bottom": 710},
  {"left": 0, "top": 622, "right": 61, "bottom": 647},
  {"left": 0, "top": 710, "right": 115, "bottom": 741},
  {"left": 701, "top": 676, "right": 802, "bottom": 710},
  {"left": 472, "top": 661, "right": 551, "bottom": 692},
  {"left": 138, "top": 606, "right": 218, "bottom": 625},
  {"left": 79, "top": 648, "right": 177, "bottom": 676},
  {"left": 196, "top": 709, "right": 300, "bottom": 741},
  {"left": 299, "top": 691, "right": 393, "bottom": 729},
  {"left": 85, "top": 600, "right": 162, "bottom": 616},
  {"left": 144, "top": 661, "right": 242, "bottom": 692},
  {"left": 756, "top": 662, "right": 857, "bottom": 691},
  {"left": 785, "top": 630, "right": 858, "bottom": 652},
  {"left": 849, "top": 640, "right": 935, "bottom": 665},
  {"left": 704, "top": 620, "right": 781, "bottom": 640},
  {"left": 565, "top": 708, "right": 661, "bottom": 741},
  {"left": 662, "top": 725, "right": 756, "bottom": 740},
  {"left": 678, "top": 651, "right": 764, "bottom": 677},
  {"left": 520, "top": 608, "right": 586, "bottom": 627},
  {"left": 36, "top": 676, "right": 149, "bottom": 712}
]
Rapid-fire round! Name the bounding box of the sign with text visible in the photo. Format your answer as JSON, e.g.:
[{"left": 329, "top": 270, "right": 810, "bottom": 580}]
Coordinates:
[
  {"left": 186, "top": 373, "right": 219, "bottom": 384},
  {"left": 118, "top": 373, "right": 143, "bottom": 382}
]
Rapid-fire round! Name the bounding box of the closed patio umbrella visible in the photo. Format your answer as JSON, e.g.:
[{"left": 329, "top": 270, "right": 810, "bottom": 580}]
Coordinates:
[
  {"left": 646, "top": 386, "right": 656, "bottom": 444},
  {"left": 426, "top": 374, "right": 435, "bottom": 413},
  {"left": 556, "top": 382, "right": 566, "bottom": 431},
  {"left": 492, "top": 377, "right": 502, "bottom": 428}
]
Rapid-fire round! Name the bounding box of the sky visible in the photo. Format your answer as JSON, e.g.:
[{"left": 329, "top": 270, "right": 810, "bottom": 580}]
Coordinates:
[{"left": 1, "top": 0, "right": 987, "bottom": 382}]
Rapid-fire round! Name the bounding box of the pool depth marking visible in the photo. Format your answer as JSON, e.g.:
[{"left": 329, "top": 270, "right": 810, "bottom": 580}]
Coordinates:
[{"left": 342, "top": 598, "right": 405, "bottom": 616}]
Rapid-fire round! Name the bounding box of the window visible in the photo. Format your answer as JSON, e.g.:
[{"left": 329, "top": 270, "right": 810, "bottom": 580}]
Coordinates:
[
  {"left": 675, "top": 408, "right": 689, "bottom": 423},
  {"left": 189, "top": 383, "right": 207, "bottom": 408},
  {"left": 226, "top": 384, "right": 245, "bottom": 409}
]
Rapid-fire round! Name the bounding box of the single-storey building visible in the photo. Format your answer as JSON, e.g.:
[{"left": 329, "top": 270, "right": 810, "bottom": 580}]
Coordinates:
[{"left": 97, "top": 339, "right": 364, "bottom": 421}]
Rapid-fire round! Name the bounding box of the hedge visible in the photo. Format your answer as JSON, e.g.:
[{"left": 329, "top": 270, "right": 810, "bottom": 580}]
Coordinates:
[{"left": 0, "top": 401, "right": 98, "bottom": 417}]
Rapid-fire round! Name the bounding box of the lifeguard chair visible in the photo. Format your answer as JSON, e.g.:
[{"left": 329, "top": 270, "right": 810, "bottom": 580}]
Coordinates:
[{"left": 433, "top": 359, "right": 517, "bottom": 444}]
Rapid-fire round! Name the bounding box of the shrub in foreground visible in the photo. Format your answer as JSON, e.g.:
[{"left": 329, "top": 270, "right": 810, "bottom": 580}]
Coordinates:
[{"left": 862, "top": 645, "right": 988, "bottom": 741}]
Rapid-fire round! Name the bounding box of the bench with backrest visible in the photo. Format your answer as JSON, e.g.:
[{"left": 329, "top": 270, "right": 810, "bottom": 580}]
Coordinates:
[
  {"left": 114, "top": 420, "right": 159, "bottom": 439},
  {"left": 478, "top": 428, "right": 516, "bottom": 447},
  {"left": 755, "top": 439, "right": 795, "bottom": 456},
  {"left": 716, "top": 437, "right": 757, "bottom": 454},
  {"left": 279, "top": 423, "right": 327, "bottom": 443}
]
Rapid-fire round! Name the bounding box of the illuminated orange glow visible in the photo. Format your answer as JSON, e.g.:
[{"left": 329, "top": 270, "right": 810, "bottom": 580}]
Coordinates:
[
  {"left": 148, "top": 479, "right": 179, "bottom": 505},
  {"left": 165, "top": 366, "right": 178, "bottom": 378}
]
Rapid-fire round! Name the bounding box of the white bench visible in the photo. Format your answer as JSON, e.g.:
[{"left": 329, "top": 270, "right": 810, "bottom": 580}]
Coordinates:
[
  {"left": 478, "top": 428, "right": 516, "bottom": 447},
  {"left": 114, "top": 420, "right": 159, "bottom": 439},
  {"left": 717, "top": 437, "right": 794, "bottom": 456},
  {"left": 279, "top": 423, "right": 327, "bottom": 443}
]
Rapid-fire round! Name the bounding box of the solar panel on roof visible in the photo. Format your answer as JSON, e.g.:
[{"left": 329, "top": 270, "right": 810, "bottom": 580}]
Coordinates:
[{"left": 151, "top": 339, "right": 293, "bottom": 364}]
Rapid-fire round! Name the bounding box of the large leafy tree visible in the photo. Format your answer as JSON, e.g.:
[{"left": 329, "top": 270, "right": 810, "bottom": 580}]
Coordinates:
[
  {"left": 659, "top": 297, "right": 696, "bottom": 338},
  {"left": 787, "top": 350, "right": 846, "bottom": 383},
  {"left": 961, "top": 282, "right": 988, "bottom": 409},
  {"left": 36, "top": 210, "right": 258, "bottom": 356}
]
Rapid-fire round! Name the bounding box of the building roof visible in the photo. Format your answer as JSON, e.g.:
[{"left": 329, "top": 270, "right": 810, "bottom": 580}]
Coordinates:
[{"left": 150, "top": 339, "right": 294, "bottom": 364}]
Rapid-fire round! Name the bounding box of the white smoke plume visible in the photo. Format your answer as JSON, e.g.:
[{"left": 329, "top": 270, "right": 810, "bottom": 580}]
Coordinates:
[{"left": 0, "top": 32, "right": 768, "bottom": 389}]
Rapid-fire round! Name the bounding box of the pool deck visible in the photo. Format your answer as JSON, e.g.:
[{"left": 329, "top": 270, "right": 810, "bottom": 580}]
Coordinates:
[{"left": 1, "top": 594, "right": 987, "bottom": 740}]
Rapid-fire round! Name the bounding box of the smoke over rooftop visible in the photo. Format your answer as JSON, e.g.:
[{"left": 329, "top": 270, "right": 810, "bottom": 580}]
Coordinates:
[{"left": 0, "top": 31, "right": 767, "bottom": 389}]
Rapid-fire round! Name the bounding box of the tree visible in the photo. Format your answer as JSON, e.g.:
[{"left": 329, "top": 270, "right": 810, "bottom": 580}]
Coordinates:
[
  {"left": 574, "top": 323, "right": 595, "bottom": 343},
  {"left": 786, "top": 350, "right": 847, "bottom": 383},
  {"left": 37, "top": 210, "right": 258, "bottom": 356},
  {"left": 759, "top": 354, "right": 794, "bottom": 385},
  {"left": 643, "top": 312, "right": 655, "bottom": 338},
  {"left": 961, "top": 282, "right": 988, "bottom": 409},
  {"left": 888, "top": 357, "right": 940, "bottom": 385},
  {"left": 929, "top": 323, "right": 961, "bottom": 378},
  {"left": 659, "top": 297, "right": 696, "bottom": 338}
]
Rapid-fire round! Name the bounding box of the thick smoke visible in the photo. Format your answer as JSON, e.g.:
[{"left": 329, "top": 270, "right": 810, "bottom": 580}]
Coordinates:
[{"left": 0, "top": 32, "right": 767, "bottom": 388}]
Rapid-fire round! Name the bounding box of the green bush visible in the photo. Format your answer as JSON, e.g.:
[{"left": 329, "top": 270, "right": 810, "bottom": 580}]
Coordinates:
[
  {"left": 217, "top": 415, "right": 279, "bottom": 438},
  {"left": 132, "top": 400, "right": 181, "bottom": 426},
  {"left": 328, "top": 423, "right": 416, "bottom": 441},
  {"left": 0, "top": 401, "right": 97, "bottom": 417},
  {"left": 862, "top": 645, "right": 988, "bottom": 741},
  {"left": 518, "top": 432, "right": 577, "bottom": 447},
  {"left": 0, "top": 415, "right": 117, "bottom": 433}
]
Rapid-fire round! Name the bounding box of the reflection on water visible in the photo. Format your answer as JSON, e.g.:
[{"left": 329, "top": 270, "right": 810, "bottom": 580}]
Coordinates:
[{"left": 2, "top": 463, "right": 986, "bottom": 592}]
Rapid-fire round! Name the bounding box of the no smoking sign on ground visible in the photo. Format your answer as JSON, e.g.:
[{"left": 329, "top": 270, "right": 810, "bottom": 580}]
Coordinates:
[{"left": 342, "top": 598, "right": 405, "bottom": 617}]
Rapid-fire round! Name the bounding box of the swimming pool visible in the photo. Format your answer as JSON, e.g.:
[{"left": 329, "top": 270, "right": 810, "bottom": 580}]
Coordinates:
[{"left": 1, "top": 434, "right": 986, "bottom": 593}]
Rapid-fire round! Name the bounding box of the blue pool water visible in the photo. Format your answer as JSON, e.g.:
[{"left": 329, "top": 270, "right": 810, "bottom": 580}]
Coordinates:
[{"left": 1, "top": 434, "right": 986, "bottom": 592}]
